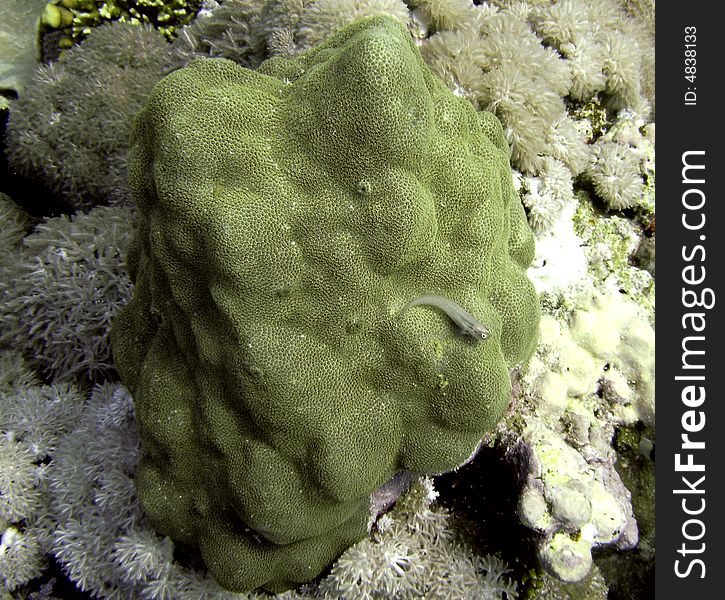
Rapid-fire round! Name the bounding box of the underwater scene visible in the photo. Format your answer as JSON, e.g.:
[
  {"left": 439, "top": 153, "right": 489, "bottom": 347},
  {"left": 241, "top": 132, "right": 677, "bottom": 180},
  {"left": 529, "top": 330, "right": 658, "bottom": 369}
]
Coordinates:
[{"left": 0, "top": 1, "right": 655, "bottom": 598}]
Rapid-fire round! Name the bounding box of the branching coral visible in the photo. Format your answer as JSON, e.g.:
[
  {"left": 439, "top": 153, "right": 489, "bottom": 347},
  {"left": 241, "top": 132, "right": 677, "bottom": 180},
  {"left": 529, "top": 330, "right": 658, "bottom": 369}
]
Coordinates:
[
  {"left": 407, "top": 0, "right": 477, "bottom": 33},
  {"left": 0, "top": 205, "right": 134, "bottom": 383},
  {"left": 587, "top": 140, "right": 643, "bottom": 210},
  {"left": 529, "top": 0, "right": 653, "bottom": 111},
  {"left": 6, "top": 21, "right": 176, "bottom": 210},
  {"left": 48, "top": 384, "right": 140, "bottom": 597},
  {"left": 583, "top": 108, "right": 654, "bottom": 211},
  {"left": 172, "top": 0, "right": 268, "bottom": 68},
  {"left": 296, "top": 0, "right": 410, "bottom": 50},
  {"left": 419, "top": 4, "right": 574, "bottom": 175},
  {"left": 253, "top": 0, "right": 308, "bottom": 56},
  {"left": 318, "top": 478, "right": 519, "bottom": 599},
  {"left": 0, "top": 382, "right": 85, "bottom": 463},
  {"left": 3, "top": 378, "right": 244, "bottom": 599},
  {"left": 544, "top": 115, "right": 590, "bottom": 177},
  {"left": 415, "top": 27, "right": 487, "bottom": 102},
  {"left": 0, "top": 352, "right": 85, "bottom": 593},
  {"left": 0, "top": 524, "right": 48, "bottom": 592},
  {"left": 476, "top": 9, "right": 572, "bottom": 174},
  {"left": 0, "top": 437, "right": 45, "bottom": 527},
  {"left": 412, "top": 0, "right": 654, "bottom": 207},
  {"left": 0, "top": 194, "right": 30, "bottom": 266},
  {"left": 521, "top": 156, "right": 574, "bottom": 234}
]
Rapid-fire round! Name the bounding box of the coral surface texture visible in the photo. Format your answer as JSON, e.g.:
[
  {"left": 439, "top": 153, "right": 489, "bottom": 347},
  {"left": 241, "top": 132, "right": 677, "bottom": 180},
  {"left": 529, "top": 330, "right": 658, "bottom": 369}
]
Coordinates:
[{"left": 111, "top": 15, "right": 539, "bottom": 592}]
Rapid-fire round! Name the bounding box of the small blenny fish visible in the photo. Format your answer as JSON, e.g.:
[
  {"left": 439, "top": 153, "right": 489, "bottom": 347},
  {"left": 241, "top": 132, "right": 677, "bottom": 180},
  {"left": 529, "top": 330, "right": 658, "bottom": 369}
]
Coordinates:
[{"left": 399, "top": 294, "right": 490, "bottom": 341}]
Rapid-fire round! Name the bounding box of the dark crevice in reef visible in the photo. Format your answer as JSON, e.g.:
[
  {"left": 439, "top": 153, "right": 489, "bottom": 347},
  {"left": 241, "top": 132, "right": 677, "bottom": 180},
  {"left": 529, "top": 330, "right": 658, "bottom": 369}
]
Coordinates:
[
  {"left": 435, "top": 437, "right": 656, "bottom": 599},
  {"left": 435, "top": 443, "right": 540, "bottom": 594},
  {"left": 594, "top": 425, "right": 656, "bottom": 600}
]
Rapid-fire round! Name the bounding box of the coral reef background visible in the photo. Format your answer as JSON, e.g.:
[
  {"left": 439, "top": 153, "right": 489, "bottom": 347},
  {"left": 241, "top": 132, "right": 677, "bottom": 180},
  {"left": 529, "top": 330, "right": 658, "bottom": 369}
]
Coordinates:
[{"left": 1, "top": 1, "right": 655, "bottom": 598}]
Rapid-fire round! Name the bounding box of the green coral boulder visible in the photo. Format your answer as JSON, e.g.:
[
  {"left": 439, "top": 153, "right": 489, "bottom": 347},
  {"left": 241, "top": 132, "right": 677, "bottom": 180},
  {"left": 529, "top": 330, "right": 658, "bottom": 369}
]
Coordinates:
[{"left": 111, "top": 15, "right": 539, "bottom": 593}]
